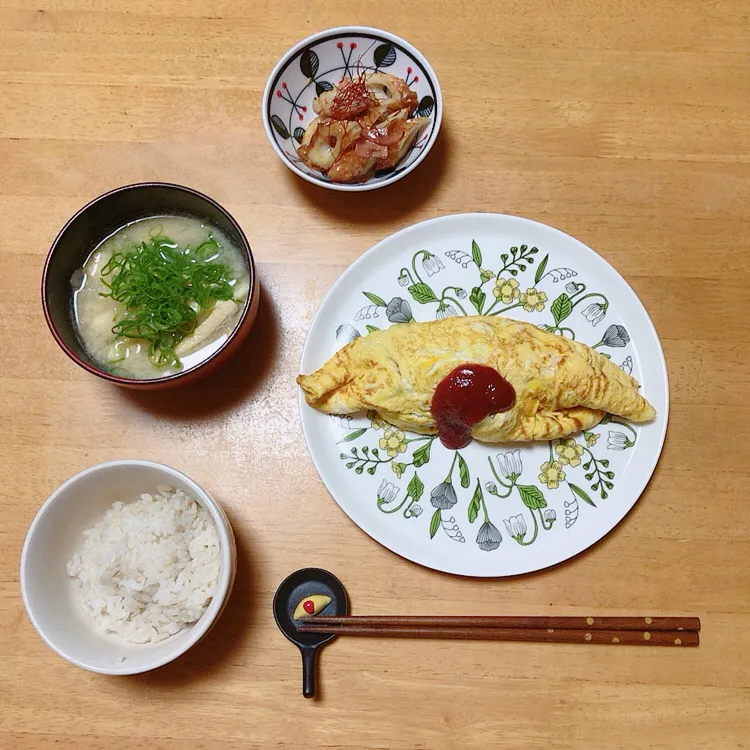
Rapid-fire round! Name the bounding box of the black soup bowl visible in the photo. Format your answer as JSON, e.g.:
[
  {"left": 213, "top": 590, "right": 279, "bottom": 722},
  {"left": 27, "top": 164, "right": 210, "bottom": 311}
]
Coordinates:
[{"left": 42, "top": 182, "right": 259, "bottom": 389}]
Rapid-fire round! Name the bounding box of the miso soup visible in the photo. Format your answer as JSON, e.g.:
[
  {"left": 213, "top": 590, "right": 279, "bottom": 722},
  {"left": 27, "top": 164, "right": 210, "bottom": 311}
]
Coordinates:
[{"left": 72, "top": 216, "right": 249, "bottom": 379}]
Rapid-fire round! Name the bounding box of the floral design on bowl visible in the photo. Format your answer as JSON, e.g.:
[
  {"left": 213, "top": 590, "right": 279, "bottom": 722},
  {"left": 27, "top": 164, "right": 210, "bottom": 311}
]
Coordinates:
[{"left": 262, "top": 26, "right": 442, "bottom": 192}]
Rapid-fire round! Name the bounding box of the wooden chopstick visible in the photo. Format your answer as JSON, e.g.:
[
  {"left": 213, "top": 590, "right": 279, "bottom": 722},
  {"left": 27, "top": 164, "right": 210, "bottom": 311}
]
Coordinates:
[
  {"left": 299, "top": 615, "right": 700, "bottom": 632},
  {"left": 296, "top": 624, "right": 699, "bottom": 647}
]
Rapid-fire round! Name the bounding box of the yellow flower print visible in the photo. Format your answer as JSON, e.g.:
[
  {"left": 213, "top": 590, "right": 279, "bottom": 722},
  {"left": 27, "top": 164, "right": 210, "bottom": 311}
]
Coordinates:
[
  {"left": 480, "top": 268, "right": 495, "bottom": 283},
  {"left": 492, "top": 277, "right": 520, "bottom": 304},
  {"left": 391, "top": 461, "right": 406, "bottom": 479},
  {"left": 585, "top": 432, "right": 600, "bottom": 448},
  {"left": 555, "top": 438, "right": 584, "bottom": 467},
  {"left": 369, "top": 412, "right": 390, "bottom": 431},
  {"left": 538, "top": 461, "right": 566, "bottom": 489},
  {"left": 520, "top": 287, "right": 548, "bottom": 313},
  {"left": 379, "top": 428, "right": 407, "bottom": 458}
]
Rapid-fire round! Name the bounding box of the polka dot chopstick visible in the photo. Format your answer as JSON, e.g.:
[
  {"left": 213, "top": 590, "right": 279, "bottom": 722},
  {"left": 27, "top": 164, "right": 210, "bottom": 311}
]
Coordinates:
[{"left": 297, "top": 616, "right": 700, "bottom": 646}]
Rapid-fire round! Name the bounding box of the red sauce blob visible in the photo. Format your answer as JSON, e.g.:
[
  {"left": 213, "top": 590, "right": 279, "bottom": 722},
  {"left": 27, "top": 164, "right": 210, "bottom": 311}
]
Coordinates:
[
  {"left": 303, "top": 599, "right": 315, "bottom": 614},
  {"left": 431, "top": 364, "right": 516, "bottom": 449}
]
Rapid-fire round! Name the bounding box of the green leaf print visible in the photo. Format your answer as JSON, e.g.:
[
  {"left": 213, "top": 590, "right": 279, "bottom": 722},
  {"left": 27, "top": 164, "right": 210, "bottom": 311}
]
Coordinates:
[
  {"left": 429, "top": 509, "right": 441, "bottom": 539},
  {"left": 471, "top": 240, "right": 482, "bottom": 267},
  {"left": 407, "top": 472, "right": 425, "bottom": 503},
  {"left": 569, "top": 482, "right": 596, "bottom": 507},
  {"left": 408, "top": 283, "right": 439, "bottom": 304},
  {"left": 534, "top": 254, "right": 548, "bottom": 284},
  {"left": 366, "top": 324, "right": 380, "bottom": 333},
  {"left": 457, "top": 452, "right": 470, "bottom": 488},
  {"left": 337, "top": 429, "right": 367, "bottom": 443},
  {"left": 363, "top": 291, "right": 387, "bottom": 307},
  {"left": 551, "top": 293, "right": 573, "bottom": 324},
  {"left": 469, "top": 286, "right": 486, "bottom": 314},
  {"left": 412, "top": 441, "right": 432, "bottom": 467},
  {"left": 518, "top": 484, "right": 547, "bottom": 510},
  {"left": 468, "top": 481, "right": 483, "bottom": 524}
]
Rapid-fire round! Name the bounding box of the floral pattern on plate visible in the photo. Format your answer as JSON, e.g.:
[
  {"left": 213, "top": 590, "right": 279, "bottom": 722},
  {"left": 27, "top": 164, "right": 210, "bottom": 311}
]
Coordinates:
[{"left": 299, "top": 214, "right": 669, "bottom": 577}]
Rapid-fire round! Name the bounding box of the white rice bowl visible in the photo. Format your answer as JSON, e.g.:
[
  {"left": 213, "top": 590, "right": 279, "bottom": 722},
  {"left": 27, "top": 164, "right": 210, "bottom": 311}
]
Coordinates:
[{"left": 66, "top": 485, "right": 220, "bottom": 644}]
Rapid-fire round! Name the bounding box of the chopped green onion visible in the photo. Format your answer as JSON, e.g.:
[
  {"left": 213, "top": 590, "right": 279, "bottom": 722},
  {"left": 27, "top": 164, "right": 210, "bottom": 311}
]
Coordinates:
[{"left": 99, "top": 233, "right": 236, "bottom": 369}]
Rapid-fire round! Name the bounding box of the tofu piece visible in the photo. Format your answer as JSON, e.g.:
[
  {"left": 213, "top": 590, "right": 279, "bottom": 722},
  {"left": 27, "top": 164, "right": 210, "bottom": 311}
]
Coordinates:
[{"left": 174, "top": 300, "right": 239, "bottom": 357}]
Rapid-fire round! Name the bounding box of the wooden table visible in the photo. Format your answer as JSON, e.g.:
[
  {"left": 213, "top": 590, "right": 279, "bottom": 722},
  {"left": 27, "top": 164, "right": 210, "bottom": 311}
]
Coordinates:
[{"left": 1, "top": 1, "right": 748, "bottom": 747}]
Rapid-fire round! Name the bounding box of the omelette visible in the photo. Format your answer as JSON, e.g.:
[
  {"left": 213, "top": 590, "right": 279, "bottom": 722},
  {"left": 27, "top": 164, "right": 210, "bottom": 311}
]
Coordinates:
[{"left": 297, "top": 316, "right": 655, "bottom": 443}]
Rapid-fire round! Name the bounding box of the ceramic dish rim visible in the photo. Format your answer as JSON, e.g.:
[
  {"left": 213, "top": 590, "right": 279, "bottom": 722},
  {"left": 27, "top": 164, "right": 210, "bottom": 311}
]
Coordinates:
[
  {"left": 19, "top": 459, "right": 236, "bottom": 674},
  {"left": 41, "top": 181, "right": 257, "bottom": 386},
  {"left": 298, "top": 211, "right": 670, "bottom": 577},
  {"left": 261, "top": 25, "right": 443, "bottom": 192}
]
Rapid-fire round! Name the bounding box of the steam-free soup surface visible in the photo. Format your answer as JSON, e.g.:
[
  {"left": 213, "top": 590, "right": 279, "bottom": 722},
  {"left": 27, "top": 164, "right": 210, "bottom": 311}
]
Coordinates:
[{"left": 73, "top": 216, "right": 248, "bottom": 379}]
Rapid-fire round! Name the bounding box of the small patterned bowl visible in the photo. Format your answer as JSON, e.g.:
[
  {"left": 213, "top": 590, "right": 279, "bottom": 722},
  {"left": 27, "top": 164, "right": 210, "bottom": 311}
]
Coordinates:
[{"left": 262, "top": 26, "right": 442, "bottom": 192}]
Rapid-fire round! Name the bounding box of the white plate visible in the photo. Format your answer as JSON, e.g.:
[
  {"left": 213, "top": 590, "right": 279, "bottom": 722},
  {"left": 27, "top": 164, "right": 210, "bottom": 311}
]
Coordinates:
[{"left": 299, "top": 214, "right": 668, "bottom": 576}]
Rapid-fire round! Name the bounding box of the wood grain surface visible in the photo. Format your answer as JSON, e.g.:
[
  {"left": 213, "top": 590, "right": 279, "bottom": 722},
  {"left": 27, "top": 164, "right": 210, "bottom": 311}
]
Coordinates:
[{"left": 1, "top": 1, "right": 749, "bottom": 748}]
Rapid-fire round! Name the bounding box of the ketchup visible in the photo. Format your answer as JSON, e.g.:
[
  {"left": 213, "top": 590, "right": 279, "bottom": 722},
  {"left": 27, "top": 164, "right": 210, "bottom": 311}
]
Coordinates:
[
  {"left": 303, "top": 600, "right": 315, "bottom": 614},
  {"left": 431, "top": 364, "right": 516, "bottom": 449}
]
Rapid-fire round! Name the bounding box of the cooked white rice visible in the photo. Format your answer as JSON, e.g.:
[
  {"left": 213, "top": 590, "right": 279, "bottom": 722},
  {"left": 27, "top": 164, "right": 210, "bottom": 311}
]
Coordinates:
[{"left": 66, "top": 485, "right": 220, "bottom": 644}]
